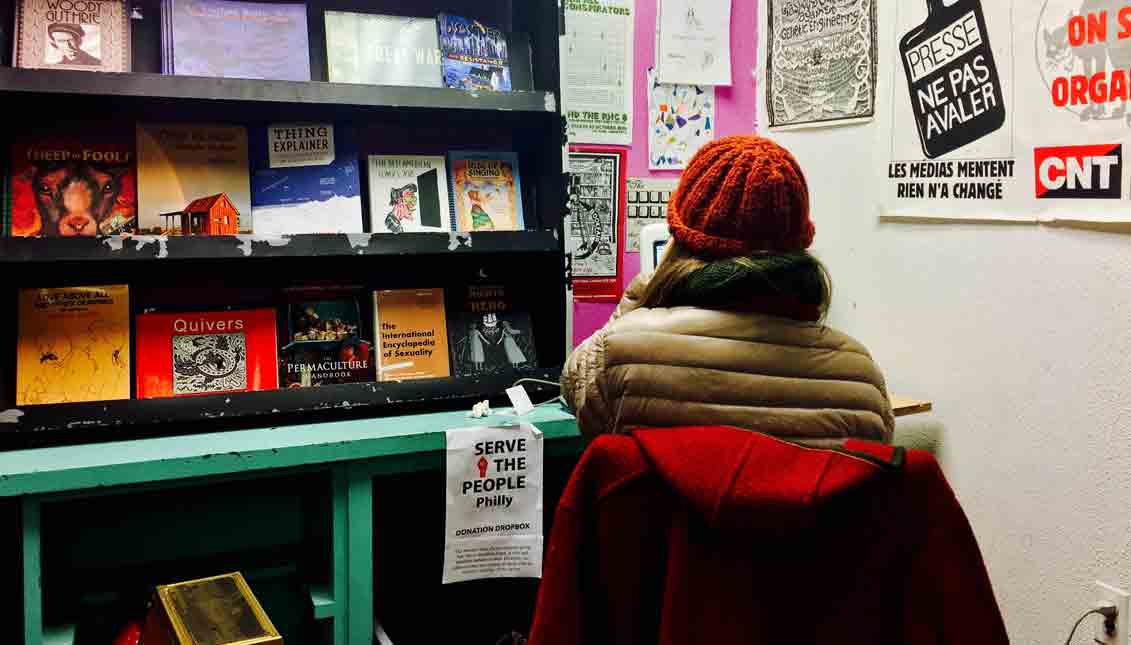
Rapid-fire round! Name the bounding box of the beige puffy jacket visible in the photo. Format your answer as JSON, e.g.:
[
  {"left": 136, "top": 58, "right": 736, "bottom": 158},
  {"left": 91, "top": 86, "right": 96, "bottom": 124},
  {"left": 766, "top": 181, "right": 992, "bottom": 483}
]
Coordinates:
[{"left": 562, "top": 275, "right": 895, "bottom": 444}]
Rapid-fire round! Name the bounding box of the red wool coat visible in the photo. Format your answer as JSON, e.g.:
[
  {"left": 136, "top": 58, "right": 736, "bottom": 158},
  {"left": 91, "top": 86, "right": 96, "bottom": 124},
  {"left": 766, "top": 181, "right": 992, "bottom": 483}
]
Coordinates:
[{"left": 529, "top": 426, "right": 1009, "bottom": 645}]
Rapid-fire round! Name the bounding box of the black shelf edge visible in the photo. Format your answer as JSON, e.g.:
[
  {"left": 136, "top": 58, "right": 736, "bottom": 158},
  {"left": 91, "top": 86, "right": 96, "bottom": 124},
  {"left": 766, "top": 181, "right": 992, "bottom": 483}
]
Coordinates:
[
  {"left": 0, "top": 68, "right": 558, "bottom": 113},
  {"left": 0, "top": 230, "right": 561, "bottom": 263},
  {"left": 2, "top": 367, "right": 564, "bottom": 449}
]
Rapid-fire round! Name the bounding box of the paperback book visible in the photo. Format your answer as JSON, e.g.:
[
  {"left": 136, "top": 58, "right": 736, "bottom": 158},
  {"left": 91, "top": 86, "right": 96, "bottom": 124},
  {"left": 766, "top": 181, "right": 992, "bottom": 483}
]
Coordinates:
[
  {"left": 13, "top": 0, "right": 131, "bottom": 72},
  {"left": 281, "top": 290, "right": 373, "bottom": 387},
  {"left": 367, "top": 155, "right": 451, "bottom": 233},
  {"left": 324, "top": 12, "right": 441, "bottom": 87},
  {"left": 136, "top": 123, "right": 251, "bottom": 234},
  {"left": 16, "top": 285, "right": 131, "bottom": 405},
  {"left": 373, "top": 288, "right": 450, "bottom": 381},
  {"left": 448, "top": 151, "right": 524, "bottom": 232},
  {"left": 250, "top": 123, "right": 363, "bottom": 235},
  {"left": 437, "top": 13, "right": 511, "bottom": 91},
  {"left": 446, "top": 283, "right": 537, "bottom": 377},
  {"left": 9, "top": 131, "right": 137, "bottom": 236},
  {"left": 162, "top": 0, "right": 310, "bottom": 81},
  {"left": 135, "top": 308, "right": 279, "bottom": 398}
]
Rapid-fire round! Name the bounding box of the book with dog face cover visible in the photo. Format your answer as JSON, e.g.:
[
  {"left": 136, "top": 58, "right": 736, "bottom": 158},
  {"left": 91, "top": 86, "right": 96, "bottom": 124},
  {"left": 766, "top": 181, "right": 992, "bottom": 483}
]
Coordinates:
[{"left": 17, "top": 284, "right": 131, "bottom": 405}]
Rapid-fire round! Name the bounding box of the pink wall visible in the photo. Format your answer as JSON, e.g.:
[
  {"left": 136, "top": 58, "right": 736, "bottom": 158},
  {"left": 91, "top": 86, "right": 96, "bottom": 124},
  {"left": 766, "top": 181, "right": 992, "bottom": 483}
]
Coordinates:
[{"left": 572, "top": 0, "right": 758, "bottom": 345}]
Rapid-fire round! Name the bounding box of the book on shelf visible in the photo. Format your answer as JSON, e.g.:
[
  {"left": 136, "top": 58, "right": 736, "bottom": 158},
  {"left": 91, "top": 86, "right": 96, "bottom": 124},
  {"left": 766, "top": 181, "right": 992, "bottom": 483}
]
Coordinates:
[
  {"left": 281, "top": 288, "right": 373, "bottom": 387},
  {"left": 324, "top": 12, "right": 441, "bottom": 87},
  {"left": 448, "top": 151, "right": 524, "bottom": 232},
  {"left": 446, "top": 283, "right": 537, "bottom": 378},
  {"left": 250, "top": 123, "right": 363, "bottom": 235},
  {"left": 373, "top": 288, "right": 451, "bottom": 381},
  {"left": 9, "top": 131, "right": 137, "bottom": 236},
  {"left": 136, "top": 123, "right": 251, "bottom": 235},
  {"left": 136, "top": 308, "right": 279, "bottom": 398},
  {"left": 437, "top": 13, "right": 511, "bottom": 92},
  {"left": 162, "top": 0, "right": 310, "bottom": 81},
  {"left": 16, "top": 284, "right": 131, "bottom": 405},
  {"left": 13, "top": 0, "right": 131, "bottom": 72},
  {"left": 367, "top": 155, "right": 452, "bottom": 233}
]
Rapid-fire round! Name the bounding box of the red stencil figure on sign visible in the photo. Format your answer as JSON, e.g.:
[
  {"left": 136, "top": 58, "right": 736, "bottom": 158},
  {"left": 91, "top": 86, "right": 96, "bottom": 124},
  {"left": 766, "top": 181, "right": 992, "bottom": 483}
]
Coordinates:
[{"left": 478, "top": 456, "right": 489, "bottom": 478}]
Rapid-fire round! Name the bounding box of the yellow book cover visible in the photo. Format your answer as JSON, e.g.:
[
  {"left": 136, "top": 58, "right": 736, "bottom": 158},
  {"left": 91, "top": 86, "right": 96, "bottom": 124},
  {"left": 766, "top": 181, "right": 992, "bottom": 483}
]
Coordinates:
[
  {"left": 17, "top": 284, "right": 130, "bottom": 405},
  {"left": 373, "top": 288, "right": 451, "bottom": 381}
]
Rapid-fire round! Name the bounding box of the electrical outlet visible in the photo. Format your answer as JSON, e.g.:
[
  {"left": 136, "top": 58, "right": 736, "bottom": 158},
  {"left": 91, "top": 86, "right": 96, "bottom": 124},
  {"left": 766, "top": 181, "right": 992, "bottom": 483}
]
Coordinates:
[{"left": 1095, "top": 581, "right": 1130, "bottom": 645}]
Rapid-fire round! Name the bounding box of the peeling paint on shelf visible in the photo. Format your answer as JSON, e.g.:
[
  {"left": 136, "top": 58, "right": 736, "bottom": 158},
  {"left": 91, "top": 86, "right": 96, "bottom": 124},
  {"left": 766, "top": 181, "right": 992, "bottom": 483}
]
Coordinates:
[
  {"left": 234, "top": 235, "right": 293, "bottom": 257},
  {"left": 544, "top": 93, "right": 557, "bottom": 112},
  {"left": 347, "top": 233, "right": 375, "bottom": 249},
  {"left": 0, "top": 410, "right": 24, "bottom": 424},
  {"left": 103, "top": 236, "right": 126, "bottom": 252},
  {"left": 133, "top": 235, "right": 169, "bottom": 258}
]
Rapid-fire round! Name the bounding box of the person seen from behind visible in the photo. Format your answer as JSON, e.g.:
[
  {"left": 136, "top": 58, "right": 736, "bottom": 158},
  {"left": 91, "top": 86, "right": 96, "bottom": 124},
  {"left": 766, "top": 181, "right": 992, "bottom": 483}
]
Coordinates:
[{"left": 562, "top": 135, "right": 894, "bottom": 445}]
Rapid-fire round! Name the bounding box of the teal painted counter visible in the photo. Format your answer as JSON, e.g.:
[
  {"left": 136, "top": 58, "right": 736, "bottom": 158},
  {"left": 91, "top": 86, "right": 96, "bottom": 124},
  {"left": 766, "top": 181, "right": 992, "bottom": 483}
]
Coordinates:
[
  {"left": 0, "top": 405, "right": 581, "bottom": 497},
  {"left": 3, "top": 404, "right": 583, "bottom": 645}
]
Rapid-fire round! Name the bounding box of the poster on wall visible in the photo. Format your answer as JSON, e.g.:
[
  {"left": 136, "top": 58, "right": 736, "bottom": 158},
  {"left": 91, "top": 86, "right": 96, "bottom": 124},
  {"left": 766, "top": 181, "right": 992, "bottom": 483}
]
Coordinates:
[
  {"left": 879, "top": 0, "right": 1131, "bottom": 222},
  {"left": 567, "top": 145, "right": 627, "bottom": 301},
  {"left": 648, "top": 68, "right": 716, "bottom": 169},
  {"left": 764, "top": 0, "right": 877, "bottom": 129},
  {"left": 656, "top": 0, "right": 732, "bottom": 86},
  {"left": 561, "top": 0, "right": 634, "bottom": 146},
  {"left": 626, "top": 177, "right": 678, "bottom": 252}
]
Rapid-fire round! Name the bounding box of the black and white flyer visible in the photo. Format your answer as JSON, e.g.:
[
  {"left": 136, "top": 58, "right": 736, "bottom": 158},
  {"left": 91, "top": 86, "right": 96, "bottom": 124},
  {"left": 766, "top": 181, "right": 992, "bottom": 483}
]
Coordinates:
[
  {"left": 765, "top": 0, "right": 878, "bottom": 129},
  {"left": 880, "top": 0, "right": 1131, "bottom": 222},
  {"left": 567, "top": 146, "right": 626, "bottom": 301},
  {"left": 443, "top": 424, "right": 544, "bottom": 584}
]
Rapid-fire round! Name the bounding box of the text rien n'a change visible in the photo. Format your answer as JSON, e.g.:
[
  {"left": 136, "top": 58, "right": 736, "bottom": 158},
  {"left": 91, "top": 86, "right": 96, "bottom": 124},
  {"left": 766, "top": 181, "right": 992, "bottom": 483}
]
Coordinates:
[{"left": 462, "top": 437, "right": 530, "bottom": 509}]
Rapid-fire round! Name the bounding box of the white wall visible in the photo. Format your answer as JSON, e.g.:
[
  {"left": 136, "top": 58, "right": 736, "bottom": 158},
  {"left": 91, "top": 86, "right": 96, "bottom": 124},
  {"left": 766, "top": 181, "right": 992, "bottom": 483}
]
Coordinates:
[{"left": 764, "top": 4, "right": 1131, "bottom": 644}]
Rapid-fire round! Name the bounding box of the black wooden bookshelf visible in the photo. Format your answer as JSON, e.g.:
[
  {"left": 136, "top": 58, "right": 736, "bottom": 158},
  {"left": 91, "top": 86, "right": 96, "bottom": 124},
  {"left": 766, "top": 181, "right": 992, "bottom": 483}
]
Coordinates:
[{"left": 0, "top": 0, "right": 568, "bottom": 449}]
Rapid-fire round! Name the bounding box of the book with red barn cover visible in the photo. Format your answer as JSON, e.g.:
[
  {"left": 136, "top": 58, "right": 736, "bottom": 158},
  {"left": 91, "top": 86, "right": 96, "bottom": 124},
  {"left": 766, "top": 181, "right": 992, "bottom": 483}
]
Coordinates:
[{"left": 135, "top": 308, "right": 279, "bottom": 399}]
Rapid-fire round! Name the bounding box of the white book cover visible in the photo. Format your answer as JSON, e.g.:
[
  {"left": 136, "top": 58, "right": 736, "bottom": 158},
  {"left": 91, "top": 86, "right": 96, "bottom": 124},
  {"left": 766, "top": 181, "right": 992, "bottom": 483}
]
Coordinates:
[
  {"left": 367, "top": 155, "right": 452, "bottom": 233},
  {"left": 325, "top": 12, "right": 441, "bottom": 87}
]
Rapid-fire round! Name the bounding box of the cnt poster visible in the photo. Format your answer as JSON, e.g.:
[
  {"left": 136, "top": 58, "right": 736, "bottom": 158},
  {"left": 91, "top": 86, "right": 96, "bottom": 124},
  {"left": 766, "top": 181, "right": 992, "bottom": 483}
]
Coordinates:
[
  {"left": 880, "top": 0, "right": 1131, "bottom": 223},
  {"left": 568, "top": 146, "right": 626, "bottom": 302},
  {"left": 648, "top": 68, "right": 716, "bottom": 170},
  {"left": 656, "top": 0, "right": 732, "bottom": 86},
  {"left": 764, "top": 0, "right": 878, "bottom": 129},
  {"left": 443, "top": 423, "right": 544, "bottom": 584},
  {"left": 561, "top": 0, "right": 634, "bottom": 146}
]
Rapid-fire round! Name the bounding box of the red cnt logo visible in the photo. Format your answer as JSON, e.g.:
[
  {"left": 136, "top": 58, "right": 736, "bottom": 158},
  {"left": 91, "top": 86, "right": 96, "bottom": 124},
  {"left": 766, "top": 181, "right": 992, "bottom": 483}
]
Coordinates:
[{"left": 1034, "top": 144, "right": 1123, "bottom": 199}]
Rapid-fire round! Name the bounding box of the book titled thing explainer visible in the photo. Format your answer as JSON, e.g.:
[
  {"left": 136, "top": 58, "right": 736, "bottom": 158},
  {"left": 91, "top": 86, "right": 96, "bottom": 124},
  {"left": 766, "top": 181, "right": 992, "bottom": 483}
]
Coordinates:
[
  {"left": 14, "top": 0, "right": 131, "bottom": 72},
  {"left": 250, "top": 123, "right": 363, "bottom": 235},
  {"left": 325, "top": 12, "right": 441, "bottom": 87}
]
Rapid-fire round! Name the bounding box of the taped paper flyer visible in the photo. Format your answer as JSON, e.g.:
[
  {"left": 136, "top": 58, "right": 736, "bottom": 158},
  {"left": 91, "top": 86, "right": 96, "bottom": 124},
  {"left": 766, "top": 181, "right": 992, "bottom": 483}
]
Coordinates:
[{"left": 443, "top": 423, "right": 544, "bottom": 584}]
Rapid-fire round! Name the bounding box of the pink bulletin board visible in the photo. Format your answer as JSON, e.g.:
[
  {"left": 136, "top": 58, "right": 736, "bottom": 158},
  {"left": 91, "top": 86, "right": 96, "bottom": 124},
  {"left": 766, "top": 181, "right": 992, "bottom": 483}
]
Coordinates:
[{"left": 571, "top": 0, "right": 758, "bottom": 346}]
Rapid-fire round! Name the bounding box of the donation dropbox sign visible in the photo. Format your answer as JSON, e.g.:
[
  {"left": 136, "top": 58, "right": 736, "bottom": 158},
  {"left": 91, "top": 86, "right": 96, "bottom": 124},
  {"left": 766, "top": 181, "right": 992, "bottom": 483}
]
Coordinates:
[
  {"left": 879, "top": 0, "right": 1131, "bottom": 222},
  {"left": 443, "top": 424, "right": 544, "bottom": 584}
]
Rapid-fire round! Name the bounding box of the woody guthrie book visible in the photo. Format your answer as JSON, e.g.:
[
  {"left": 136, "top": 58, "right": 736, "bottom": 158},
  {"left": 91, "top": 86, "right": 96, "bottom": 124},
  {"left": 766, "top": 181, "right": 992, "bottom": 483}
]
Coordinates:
[
  {"left": 447, "top": 151, "right": 524, "bottom": 232},
  {"left": 14, "top": 0, "right": 131, "bottom": 72},
  {"left": 17, "top": 285, "right": 131, "bottom": 405},
  {"left": 9, "top": 131, "right": 137, "bottom": 236}
]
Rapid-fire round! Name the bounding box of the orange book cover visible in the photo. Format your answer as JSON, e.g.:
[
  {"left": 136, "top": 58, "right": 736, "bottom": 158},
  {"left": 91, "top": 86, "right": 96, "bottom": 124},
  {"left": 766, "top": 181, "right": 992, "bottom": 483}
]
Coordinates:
[
  {"left": 17, "top": 284, "right": 130, "bottom": 405},
  {"left": 373, "top": 288, "right": 451, "bottom": 381},
  {"left": 135, "top": 308, "right": 279, "bottom": 399}
]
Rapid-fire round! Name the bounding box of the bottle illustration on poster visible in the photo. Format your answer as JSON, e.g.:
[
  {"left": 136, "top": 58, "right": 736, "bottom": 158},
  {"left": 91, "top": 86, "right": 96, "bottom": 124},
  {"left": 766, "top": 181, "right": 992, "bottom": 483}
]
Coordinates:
[{"left": 900, "top": 0, "right": 1006, "bottom": 158}]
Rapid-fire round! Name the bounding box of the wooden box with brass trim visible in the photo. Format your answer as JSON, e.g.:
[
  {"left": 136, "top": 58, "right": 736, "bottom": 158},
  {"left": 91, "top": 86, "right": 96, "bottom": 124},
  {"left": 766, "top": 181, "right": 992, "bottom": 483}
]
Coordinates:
[{"left": 140, "top": 572, "right": 282, "bottom": 645}]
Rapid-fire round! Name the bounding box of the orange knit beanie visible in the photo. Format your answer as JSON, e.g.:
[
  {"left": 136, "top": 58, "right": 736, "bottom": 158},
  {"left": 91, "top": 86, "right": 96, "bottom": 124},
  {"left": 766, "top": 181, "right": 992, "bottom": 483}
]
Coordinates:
[{"left": 667, "top": 135, "right": 814, "bottom": 257}]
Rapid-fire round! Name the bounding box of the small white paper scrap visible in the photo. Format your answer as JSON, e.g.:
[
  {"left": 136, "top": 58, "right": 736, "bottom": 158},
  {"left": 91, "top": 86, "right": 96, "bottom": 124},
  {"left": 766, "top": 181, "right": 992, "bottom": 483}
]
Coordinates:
[{"left": 506, "top": 385, "right": 536, "bottom": 416}]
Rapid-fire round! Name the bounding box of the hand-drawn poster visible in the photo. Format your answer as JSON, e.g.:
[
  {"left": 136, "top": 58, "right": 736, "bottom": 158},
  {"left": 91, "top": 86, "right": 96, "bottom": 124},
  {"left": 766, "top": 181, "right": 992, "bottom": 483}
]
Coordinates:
[
  {"left": 656, "top": 0, "right": 732, "bottom": 86},
  {"left": 648, "top": 68, "right": 716, "bottom": 169},
  {"left": 879, "top": 0, "right": 1131, "bottom": 223},
  {"left": 765, "top": 0, "right": 877, "bottom": 129},
  {"left": 561, "top": 0, "right": 634, "bottom": 145},
  {"left": 567, "top": 146, "right": 626, "bottom": 302},
  {"left": 625, "top": 177, "right": 678, "bottom": 252}
]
